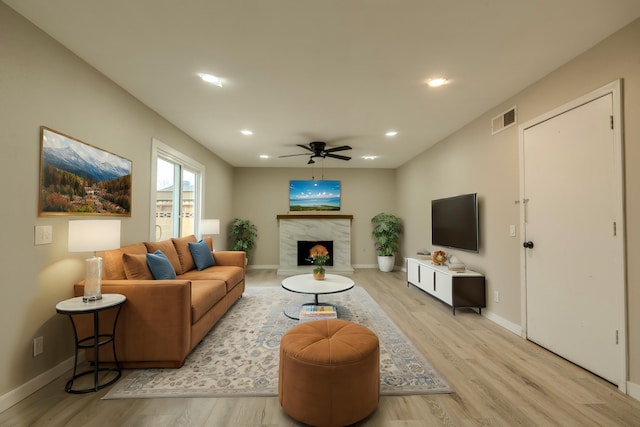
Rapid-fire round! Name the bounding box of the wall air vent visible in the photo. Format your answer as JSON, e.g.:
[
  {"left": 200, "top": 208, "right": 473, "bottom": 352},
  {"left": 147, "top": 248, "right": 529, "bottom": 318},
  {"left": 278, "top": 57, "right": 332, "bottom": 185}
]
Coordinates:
[{"left": 491, "top": 106, "right": 517, "bottom": 135}]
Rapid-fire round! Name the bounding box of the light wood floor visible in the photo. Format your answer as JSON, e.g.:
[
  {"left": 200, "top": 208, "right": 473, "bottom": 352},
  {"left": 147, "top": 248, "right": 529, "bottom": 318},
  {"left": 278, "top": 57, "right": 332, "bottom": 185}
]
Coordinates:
[{"left": 2, "top": 269, "right": 640, "bottom": 426}]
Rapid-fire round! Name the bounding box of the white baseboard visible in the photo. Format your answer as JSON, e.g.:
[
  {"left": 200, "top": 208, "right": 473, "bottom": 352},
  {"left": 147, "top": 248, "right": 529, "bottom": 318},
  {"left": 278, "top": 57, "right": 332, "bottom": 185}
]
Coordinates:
[
  {"left": 246, "top": 264, "right": 279, "bottom": 270},
  {"left": 352, "top": 264, "right": 380, "bottom": 269},
  {"left": 627, "top": 380, "right": 640, "bottom": 402},
  {"left": 483, "top": 310, "right": 522, "bottom": 336},
  {"left": 0, "top": 355, "right": 75, "bottom": 413}
]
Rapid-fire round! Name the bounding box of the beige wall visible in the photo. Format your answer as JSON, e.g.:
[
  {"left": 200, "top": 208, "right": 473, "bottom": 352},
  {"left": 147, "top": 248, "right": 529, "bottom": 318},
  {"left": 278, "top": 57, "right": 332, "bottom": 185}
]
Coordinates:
[
  {"left": 232, "top": 167, "right": 397, "bottom": 267},
  {"left": 0, "top": 4, "right": 234, "bottom": 397},
  {"left": 397, "top": 18, "right": 640, "bottom": 384}
]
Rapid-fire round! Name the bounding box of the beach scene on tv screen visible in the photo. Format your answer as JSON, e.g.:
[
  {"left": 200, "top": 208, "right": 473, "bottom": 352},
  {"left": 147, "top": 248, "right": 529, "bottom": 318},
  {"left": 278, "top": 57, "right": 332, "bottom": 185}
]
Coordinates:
[{"left": 289, "top": 180, "right": 340, "bottom": 211}]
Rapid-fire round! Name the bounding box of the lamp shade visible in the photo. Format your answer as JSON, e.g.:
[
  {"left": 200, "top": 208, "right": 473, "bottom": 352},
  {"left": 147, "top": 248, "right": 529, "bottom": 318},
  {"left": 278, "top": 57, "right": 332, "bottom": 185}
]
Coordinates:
[
  {"left": 68, "top": 220, "right": 121, "bottom": 253},
  {"left": 200, "top": 219, "right": 220, "bottom": 235}
]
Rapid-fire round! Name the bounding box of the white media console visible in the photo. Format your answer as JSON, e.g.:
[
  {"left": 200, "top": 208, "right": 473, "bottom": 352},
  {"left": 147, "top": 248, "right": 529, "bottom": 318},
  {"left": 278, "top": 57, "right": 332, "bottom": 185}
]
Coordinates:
[{"left": 406, "top": 258, "right": 486, "bottom": 315}]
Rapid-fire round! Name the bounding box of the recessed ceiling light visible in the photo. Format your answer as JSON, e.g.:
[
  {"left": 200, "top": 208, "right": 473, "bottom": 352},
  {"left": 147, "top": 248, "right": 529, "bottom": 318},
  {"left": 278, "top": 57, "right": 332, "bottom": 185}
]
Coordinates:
[
  {"left": 427, "top": 77, "right": 448, "bottom": 88},
  {"left": 259, "top": 154, "right": 269, "bottom": 159},
  {"left": 241, "top": 129, "right": 253, "bottom": 135},
  {"left": 385, "top": 131, "right": 398, "bottom": 137},
  {"left": 198, "top": 73, "right": 223, "bottom": 87},
  {"left": 362, "top": 155, "right": 378, "bottom": 160}
]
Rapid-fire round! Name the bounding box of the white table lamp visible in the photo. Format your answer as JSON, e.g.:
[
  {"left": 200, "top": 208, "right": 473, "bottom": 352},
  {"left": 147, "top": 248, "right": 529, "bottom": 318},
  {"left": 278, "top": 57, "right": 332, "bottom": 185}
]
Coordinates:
[
  {"left": 200, "top": 219, "right": 220, "bottom": 250},
  {"left": 68, "top": 220, "right": 121, "bottom": 302}
]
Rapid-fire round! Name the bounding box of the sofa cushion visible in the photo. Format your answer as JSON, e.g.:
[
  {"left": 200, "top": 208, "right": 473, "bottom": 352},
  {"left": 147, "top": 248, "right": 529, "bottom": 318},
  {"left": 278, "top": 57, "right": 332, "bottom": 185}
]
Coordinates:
[
  {"left": 188, "top": 240, "right": 216, "bottom": 270},
  {"left": 101, "top": 243, "right": 148, "bottom": 280},
  {"left": 179, "top": 266, "right": 245, "bottom": 292},
  {"left": 146, "top": 250, "right": 177, "bottom": 280},
  {"left": 190, "top": 280, "right": 227, "bottom": 323},
  {"left": 122, "top": 253, "right": 154, "bottom": 280},
  {"left": 171, "top": 235, "right": 197, "bottom": 273},
  {"left": 202, "top": 236, "right": 214, "bottom": 251},
  {"left": 145, "top": 239, "right": 183, "bottom": 275}
]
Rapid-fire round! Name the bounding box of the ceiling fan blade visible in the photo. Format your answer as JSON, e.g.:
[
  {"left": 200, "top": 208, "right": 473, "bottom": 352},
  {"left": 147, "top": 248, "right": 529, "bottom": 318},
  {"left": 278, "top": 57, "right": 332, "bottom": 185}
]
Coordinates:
[
  {"left": 297, "top": 144, "right": 315, "bottom": 152},
  {"left": 325, "top": 153, "right": 351, "bottom": 161},
  {"left": 324, "top": 145, "right": 352, "bottom": 153},
  {"left": 278, "top": 153, "right": 311, "bottom": 158}
]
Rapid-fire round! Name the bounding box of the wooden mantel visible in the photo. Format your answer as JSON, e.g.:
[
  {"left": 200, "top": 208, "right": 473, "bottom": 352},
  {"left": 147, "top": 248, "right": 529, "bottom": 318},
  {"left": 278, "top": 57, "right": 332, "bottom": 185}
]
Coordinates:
[{"left": 277, "top": 214, "right": 353, "bottom": 220}]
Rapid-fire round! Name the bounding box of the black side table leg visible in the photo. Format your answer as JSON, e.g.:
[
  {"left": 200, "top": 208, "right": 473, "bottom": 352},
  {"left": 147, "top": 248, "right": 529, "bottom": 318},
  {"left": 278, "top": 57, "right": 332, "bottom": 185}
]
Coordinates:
[
  {"left": 92, "top": 310, "right": 100, "bottom": 392},
  {"left": 65, "top": 315, "right": 80, "bottom": 393},
  {"left": 111, "top": 305, "right": 123, "bottom": 372}
]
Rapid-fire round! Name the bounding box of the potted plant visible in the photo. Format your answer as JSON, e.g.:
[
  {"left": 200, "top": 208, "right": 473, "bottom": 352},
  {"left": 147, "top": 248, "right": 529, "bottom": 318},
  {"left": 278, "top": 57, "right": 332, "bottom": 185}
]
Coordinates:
[
  {"left": 371, "top": 212, "right": 402, "bottom": 272},
  {"left": 229, "top": 218, "right": 257, "bottom": 264},
  {"left": 309, "top": 244, "right": 330, "bottom": 280}
]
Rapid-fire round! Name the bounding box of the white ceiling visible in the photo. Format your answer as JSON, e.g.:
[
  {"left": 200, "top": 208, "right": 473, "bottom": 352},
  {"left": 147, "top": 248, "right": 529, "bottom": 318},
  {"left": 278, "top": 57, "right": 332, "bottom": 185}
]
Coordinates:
[{"left": 5, "top": 0, "right": 640, "bottom": 168}]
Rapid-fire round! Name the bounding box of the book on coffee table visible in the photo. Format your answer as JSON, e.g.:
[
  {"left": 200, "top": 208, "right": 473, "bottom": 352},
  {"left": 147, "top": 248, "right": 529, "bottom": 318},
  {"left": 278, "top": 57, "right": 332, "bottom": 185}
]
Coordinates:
[{"left": 298, "top": 305, "right": 337, "bottom": 322}]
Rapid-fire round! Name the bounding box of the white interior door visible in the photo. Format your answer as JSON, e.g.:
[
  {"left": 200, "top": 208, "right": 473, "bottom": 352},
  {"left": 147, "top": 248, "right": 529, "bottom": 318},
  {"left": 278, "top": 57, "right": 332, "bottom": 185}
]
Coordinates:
[{"left": 521, "top": 87, "right": 625, "bottom": 386}]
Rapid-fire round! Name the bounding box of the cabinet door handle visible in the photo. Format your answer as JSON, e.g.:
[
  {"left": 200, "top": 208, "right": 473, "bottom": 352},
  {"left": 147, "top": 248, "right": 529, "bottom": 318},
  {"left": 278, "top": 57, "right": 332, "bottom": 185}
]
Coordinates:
[
  {"left": 418, "top": 265, "right": 421, "bottom": 282},
  {"left": 433, "top": 271, "right": 436, "bottom": 292}
]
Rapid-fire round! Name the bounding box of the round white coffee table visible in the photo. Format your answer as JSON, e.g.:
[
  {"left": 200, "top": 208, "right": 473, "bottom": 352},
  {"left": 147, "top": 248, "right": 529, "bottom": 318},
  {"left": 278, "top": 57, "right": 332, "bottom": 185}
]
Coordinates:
[{"left": 281, "top": 273, "right": 354, "bottom": 320}]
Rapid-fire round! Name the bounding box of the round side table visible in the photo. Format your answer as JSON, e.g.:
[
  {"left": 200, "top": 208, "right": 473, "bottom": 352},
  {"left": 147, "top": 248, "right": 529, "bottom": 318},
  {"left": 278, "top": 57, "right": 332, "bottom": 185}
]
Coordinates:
[{"left": 56, "top": 293, "right": 126, "bottom": 393}]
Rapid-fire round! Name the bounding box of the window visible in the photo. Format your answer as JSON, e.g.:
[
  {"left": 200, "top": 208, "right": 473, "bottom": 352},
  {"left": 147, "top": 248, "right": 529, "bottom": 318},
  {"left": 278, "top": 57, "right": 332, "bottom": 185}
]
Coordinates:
[{"left": 150, "top": 139, "right": 204, "bottom": 241}]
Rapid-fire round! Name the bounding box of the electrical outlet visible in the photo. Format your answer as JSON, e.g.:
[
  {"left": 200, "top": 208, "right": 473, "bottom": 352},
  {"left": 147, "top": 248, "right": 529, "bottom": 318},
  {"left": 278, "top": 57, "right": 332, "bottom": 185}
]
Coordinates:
[
  {"left": 33, "top": 336, "right": 44, "bottom": 356},
  {"left": 494, "top": 291, "right": 500, "bottom": 303},
  {"left": 509, "top": 225, "right": 516, "bottom": 237}
]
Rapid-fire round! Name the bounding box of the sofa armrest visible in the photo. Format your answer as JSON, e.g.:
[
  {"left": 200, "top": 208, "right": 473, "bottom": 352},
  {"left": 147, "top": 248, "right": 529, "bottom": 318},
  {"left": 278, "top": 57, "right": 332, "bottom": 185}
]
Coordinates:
[
  {"left": 213, "top": 251, "right": 246, "bottom": 269},
  {"left": 73, "top": 279, "right": 192, "bottom": 366}
]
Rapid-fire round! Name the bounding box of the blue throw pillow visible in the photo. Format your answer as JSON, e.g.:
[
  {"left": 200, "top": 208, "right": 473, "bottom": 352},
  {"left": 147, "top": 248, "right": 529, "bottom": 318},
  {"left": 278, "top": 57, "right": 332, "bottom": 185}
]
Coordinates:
[
  {"left": 146, "top": 250, "right": 177, "bottom": 280},
  {"left": 188, "top": 240, "right": 216, "bottom": 271}
]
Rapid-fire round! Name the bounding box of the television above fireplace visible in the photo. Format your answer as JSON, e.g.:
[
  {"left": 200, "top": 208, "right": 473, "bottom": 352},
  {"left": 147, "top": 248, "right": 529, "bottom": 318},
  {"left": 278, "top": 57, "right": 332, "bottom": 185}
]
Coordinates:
[{"left": 289, "top": 180, "right": 341, "bottom": 211}]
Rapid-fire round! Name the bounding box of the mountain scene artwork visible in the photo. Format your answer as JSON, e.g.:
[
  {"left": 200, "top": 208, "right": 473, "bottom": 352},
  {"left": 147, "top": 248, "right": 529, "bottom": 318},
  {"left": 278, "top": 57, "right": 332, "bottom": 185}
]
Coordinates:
[{"left": 39, "top": 126, "right": 132, "bottom": 216}]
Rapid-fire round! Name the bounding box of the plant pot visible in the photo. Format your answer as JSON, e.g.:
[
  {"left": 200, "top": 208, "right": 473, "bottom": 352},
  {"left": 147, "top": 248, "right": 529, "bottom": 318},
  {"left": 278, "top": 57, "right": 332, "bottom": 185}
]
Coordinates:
[
  {"left": 313, "top": 270, "right": 325, "bottom": 280},
  {"left": 377, "top": 255, "right": 396, "bottom": 272}
]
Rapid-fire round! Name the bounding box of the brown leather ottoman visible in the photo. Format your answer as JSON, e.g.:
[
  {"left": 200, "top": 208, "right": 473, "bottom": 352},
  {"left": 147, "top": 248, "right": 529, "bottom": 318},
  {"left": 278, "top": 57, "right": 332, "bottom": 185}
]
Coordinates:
[{"left": 279, "top": 319, "right": 379, "bottom": 427}]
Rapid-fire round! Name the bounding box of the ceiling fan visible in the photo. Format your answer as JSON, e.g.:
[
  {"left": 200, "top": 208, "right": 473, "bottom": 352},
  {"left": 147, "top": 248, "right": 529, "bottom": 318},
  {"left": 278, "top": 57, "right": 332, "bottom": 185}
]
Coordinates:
[{"left": 279, "top": 141, "right": 352, "bottom": 164}]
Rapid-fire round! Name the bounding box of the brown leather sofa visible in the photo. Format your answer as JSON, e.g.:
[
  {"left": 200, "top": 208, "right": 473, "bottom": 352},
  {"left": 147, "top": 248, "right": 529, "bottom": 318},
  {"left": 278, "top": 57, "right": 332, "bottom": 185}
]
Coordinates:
[{"left": 73, "top": 235, "right": 245, "bottom": 368}]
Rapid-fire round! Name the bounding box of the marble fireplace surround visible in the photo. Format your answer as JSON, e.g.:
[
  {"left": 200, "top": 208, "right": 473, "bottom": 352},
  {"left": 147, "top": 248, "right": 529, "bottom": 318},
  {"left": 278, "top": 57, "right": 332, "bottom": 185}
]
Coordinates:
[{"left": 277, "top": 214, "right": 353, "bottom": 275}]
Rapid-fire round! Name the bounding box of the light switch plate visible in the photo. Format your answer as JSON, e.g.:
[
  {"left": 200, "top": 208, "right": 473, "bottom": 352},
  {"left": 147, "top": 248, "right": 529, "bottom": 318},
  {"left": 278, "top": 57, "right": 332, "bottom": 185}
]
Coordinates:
[
  {"left": 35, "top": 225, "right": 52, "bottom": 245},
  {"left": 509, "top": 224, "right": 516, "bottom": 237}
]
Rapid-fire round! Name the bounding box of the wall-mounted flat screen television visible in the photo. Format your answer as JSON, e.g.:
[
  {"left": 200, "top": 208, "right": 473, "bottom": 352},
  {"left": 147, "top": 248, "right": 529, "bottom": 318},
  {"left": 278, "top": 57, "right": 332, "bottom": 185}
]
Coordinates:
[
  {"left": 289, "top": 180, "right": 341, "bottom": 211},
  {"left": 431, "top": 192, "right": 479, "bottom": 252}
]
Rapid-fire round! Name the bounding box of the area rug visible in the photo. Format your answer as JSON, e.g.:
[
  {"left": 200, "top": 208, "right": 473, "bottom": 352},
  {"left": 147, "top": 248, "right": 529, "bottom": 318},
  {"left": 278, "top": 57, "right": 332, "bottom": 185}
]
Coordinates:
[{"left": 103, "top": 286, "right": 452, "bottom": 399}]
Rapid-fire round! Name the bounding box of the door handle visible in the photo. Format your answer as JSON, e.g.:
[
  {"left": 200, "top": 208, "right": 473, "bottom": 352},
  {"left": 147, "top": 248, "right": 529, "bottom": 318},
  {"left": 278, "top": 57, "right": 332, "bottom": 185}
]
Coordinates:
[{"left": 523, "top": 241, "right": 534, "bottom": 249}]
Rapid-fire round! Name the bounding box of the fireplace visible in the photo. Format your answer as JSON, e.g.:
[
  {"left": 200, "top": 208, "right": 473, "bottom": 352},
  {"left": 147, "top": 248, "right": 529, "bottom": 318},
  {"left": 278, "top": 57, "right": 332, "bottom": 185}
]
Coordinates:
[
  {"left": 297, "top": 241, "right": 334, "bottom": 266},
  {"left": 277, "top": 214, "right": 353, "bottom": 275}
]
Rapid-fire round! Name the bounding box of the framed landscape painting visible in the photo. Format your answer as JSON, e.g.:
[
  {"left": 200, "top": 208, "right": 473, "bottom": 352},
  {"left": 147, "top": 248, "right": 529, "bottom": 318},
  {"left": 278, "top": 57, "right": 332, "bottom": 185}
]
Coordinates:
[
  {"left": 289, "top": 179, "right": 341, "bottom": 211},
  {"left": 39, "top": 126, "right": 132, "bottom": 216}
]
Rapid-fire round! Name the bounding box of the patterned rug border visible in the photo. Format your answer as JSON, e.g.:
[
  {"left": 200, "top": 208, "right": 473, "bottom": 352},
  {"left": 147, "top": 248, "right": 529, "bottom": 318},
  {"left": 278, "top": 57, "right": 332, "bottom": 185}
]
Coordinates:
[{"left": 103, "top": 285, "right": 452, "bottom": 399}]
